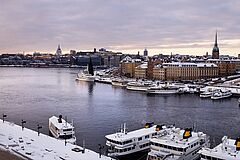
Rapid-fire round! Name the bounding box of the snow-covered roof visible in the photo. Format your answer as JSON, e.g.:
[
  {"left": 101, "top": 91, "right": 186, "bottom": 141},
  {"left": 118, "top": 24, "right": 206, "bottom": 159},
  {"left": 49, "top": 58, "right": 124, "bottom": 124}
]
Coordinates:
[
  {"left": 136, "top": 62, "right": 148, "bottom": 69},
  {"left": 120, "top": 56, "right": 142, "bottom": 63},
  {"left": 0, "top": 119, "right": 114, "bottom": 160},
  {"left": 161, "top": 62, "right": 217, "bottom": 68},
  {"left": 105, "top": 125, "right": 158, "bottom": 142}
]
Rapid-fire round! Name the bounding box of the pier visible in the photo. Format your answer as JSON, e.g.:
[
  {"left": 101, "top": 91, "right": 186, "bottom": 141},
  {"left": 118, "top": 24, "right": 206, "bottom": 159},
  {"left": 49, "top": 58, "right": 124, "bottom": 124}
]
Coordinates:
[{"left": 0, "top": 119, "right": 114, "bottom": 160}]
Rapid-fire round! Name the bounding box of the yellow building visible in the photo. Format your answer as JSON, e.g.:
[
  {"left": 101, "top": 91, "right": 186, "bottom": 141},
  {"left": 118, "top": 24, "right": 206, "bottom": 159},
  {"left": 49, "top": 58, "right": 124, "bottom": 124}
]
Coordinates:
[
  {"left": 134, "top": 63, "right": 148, "bottom": 79},
  {"left": 153, "top": 62, "right": 218, "bottom": 81},
  {"left": 120, "top": 56, "right": 142, "bottom": 78}
]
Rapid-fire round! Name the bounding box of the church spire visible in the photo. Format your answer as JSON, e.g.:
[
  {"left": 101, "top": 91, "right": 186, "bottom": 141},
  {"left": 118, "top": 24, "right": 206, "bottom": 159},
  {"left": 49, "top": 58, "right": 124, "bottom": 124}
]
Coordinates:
[{"left": 214, "top": 30, "right": 218, "bottom": 47}]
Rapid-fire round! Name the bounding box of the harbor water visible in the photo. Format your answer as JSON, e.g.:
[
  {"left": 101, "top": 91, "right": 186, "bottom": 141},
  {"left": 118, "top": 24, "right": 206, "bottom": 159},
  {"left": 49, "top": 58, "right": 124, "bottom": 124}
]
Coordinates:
[{"left": 0, "top": 67, "right": 240, "bottom": 160}]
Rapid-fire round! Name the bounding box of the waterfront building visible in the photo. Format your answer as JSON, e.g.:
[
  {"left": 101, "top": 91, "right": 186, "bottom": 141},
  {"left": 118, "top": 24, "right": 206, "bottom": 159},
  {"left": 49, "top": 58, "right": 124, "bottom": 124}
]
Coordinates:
[
  {"left": 152, "top": 62, "right": 218, "bottom": 81},
  {"left": 75, "top": 55, "right": 102, "bottom": 66},
  {"left": 207, "top": 59, "right": 238, "bottom": 76},
  {"left": 120, "top": 56, "right": 142, "bottom": 78},
  {"left": 135, "top": 63, "right": 148, "bottom": 79},
  {"left": 212, "top": 31, "right": 220, "bottom": 59}
]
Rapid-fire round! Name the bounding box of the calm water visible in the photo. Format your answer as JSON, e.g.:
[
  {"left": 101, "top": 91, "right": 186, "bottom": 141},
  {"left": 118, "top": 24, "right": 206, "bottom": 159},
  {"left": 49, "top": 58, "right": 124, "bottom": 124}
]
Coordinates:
[{"left": 0, "top": 68, "right": 240, "bottom": 160}]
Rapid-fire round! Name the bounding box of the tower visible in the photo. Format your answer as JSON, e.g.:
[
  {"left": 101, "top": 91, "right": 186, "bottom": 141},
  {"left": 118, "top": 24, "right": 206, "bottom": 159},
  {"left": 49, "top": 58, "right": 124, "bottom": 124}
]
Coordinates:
[
  {"left": 212, "top": 31, "right": 219, "bottom": 59},
  {"left": 56, "top": 44, "right": 62, "bottom": 58},
  {"left": 144, "top": 49, "right": 148, "bottom": 57}
]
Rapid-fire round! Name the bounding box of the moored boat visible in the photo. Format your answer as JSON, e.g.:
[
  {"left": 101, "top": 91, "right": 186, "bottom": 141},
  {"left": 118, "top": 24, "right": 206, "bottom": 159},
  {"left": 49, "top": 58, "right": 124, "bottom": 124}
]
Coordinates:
[
  {"left": 211, "top": 89, "right": 232, "bottom": 100},
  {"left": 76, "top": 56, "right": 95, "bottom": 82},
  {"left": 200, "top": 91, "right": 212, "bottom": 98},
  {"left": 147, "top": 85, "right": 181, "bottom": 94},
  {"left": 126, "top": 81, "right": 153, "bottom": 92},
  {"left": 105, "top": 123, "right": 171, "bottom": 157},
  {"left": 198, "top": 136, "right": 240, "bottom": 160},
  {"left": 147, "top": 128, "right": 210, "bottom": 160},
  {"left": 111, "top": 78, "right": 128, "bottom": 87},
  {"left": 49, "top": 115, "right": 76, "bottom": 144}
]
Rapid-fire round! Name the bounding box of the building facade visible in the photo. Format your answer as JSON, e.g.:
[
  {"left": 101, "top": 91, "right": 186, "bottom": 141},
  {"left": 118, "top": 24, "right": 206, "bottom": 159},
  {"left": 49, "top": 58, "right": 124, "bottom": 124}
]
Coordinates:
[{"left": 153, "top": 62, "right": 219, "bottom": 81}]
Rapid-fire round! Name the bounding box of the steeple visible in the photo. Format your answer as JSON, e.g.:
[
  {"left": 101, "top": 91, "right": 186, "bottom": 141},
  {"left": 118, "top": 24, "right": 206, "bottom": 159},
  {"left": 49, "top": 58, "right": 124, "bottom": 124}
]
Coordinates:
[
  {"left": 214, "top": 31, "right": 218, "bottom": 47},
  {"left": 212, "top": 30, "right": 219, "bottom": 59}
]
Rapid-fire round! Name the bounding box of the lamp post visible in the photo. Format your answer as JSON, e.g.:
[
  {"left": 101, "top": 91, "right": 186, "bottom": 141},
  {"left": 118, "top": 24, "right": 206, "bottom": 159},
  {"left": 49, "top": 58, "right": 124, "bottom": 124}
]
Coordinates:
[
  {"left": 21, "top": 120, "right": 26, "bottom": 130},
  {"left": 3, "top": 114, "right": 7, "bottom": 123},
  {"left": 64, "top": 133, "right": 67, "bottom": 146},
  {"left": 98, "top": 144, "right": 104, "bottom": 158},
  {"left": 37, "top": 124, "right": 42, "bottom": 136}
]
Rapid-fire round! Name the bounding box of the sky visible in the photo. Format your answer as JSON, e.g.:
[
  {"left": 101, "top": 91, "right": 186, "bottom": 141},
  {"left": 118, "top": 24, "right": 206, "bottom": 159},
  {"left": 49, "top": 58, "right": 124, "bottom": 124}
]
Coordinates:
[{"left": 0, "top": 0, "right": 240, "bottom": 56}]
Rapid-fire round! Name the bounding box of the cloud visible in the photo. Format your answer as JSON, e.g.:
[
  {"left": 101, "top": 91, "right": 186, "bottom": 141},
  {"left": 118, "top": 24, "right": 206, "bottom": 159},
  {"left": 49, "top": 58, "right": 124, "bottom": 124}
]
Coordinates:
[{"left": 0, "top": 0, "right": 240, "bottom": 55}]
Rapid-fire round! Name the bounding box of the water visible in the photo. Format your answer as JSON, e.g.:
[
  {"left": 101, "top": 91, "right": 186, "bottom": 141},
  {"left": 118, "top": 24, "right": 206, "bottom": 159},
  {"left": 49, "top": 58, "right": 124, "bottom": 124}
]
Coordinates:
[{"left": 0, "top": 67, "right": 240, "bottom": 160}]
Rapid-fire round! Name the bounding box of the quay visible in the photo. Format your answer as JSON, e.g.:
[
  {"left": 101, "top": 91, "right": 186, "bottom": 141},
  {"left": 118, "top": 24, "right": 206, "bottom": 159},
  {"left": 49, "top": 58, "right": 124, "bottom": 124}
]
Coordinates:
[{"left": 0, "top": 119, "right": 114, "bottom": 160}]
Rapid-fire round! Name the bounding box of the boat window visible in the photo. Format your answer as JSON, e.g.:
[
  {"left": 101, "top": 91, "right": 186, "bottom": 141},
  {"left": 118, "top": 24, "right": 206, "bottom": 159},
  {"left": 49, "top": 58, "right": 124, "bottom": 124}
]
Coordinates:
[
  {"left": 63, "top": 128, "right": 72, "bottom": 132},
  {"left": 59, "top": 134, "right": 73, "bottom": 139},
  {"left": 145, "top": 135, "right": 149, "bottom": 139},
  {"left": 138, "top": 137, "right": 142, "bottom": 141}
]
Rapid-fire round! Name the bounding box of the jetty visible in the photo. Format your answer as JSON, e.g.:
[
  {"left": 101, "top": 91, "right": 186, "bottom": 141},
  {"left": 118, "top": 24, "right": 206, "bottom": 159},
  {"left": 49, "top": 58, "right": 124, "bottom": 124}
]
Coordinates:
[{"left": 0, "top": 119, "right": 114, "bottom": 160}]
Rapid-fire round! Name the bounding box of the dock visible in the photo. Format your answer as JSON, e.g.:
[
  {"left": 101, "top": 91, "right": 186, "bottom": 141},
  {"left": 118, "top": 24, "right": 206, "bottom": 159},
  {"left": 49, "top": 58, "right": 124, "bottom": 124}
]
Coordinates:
[{"left": 0, "top": 119, "right": 115, "bottom": 160}]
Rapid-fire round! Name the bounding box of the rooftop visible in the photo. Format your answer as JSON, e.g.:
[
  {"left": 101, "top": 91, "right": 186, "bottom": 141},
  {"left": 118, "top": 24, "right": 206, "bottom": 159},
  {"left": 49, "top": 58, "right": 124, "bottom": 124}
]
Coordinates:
[
  {"left": 0, "top": 119, "right": 114, "bottom": 160},
  {"left": 151, "top": 128, "right": 206, "bottom": 148},
  {"left": 105, "top": 125, "right": 158, "bottom": 142}
]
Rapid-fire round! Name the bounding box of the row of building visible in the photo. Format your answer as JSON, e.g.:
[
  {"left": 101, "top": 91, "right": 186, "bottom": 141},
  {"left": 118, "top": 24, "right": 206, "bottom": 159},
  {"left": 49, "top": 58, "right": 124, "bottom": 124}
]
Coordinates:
[{"left": 119, "top": 56, "right": 239, "bottom": 81}]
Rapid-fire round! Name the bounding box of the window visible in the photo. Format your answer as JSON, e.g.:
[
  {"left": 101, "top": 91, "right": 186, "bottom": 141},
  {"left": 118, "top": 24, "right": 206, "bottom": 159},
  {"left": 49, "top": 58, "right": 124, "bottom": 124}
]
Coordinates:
[
  {"left": 145, "top": 135, "right": 149, "bottom": 139},
  {"left": 138, "top": 137, "right": 142, "bottom": 141}
]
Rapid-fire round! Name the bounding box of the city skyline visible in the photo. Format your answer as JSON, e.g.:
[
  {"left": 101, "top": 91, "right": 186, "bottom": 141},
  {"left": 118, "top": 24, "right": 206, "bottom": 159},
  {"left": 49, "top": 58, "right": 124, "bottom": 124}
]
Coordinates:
[{"left": 1, "top": 0, "right": 240, "bottom": 55}]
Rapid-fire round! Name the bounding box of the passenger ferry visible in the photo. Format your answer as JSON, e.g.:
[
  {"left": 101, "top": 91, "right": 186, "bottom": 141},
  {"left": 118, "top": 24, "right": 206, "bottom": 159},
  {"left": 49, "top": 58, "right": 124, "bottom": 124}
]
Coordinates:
[
  {"left": 147, "top": 85, "right": 181, "bottom": 94},
  {"left": 200, "top": 91, "right": 212, "bottom": 98},
  {"left": 111, "top": 78, "right": 128, "bottom": 87},
  {"left": 199, "top": 136, "right": 240, "bottom": 160},
  {"left": 126, "top": 81, "right": 153, "bottom": 91},
  {"left": 49, "top": 115, "right": 76, "bottom": 144},
  {"left": 147, "top": 128, "right": 210, "bottom": 160},
  {"left": 105, "top": 123, "right": 171, "bottom": 157},
  {"left": 211, "top": 89, "right": 232, "bottom": 100}
]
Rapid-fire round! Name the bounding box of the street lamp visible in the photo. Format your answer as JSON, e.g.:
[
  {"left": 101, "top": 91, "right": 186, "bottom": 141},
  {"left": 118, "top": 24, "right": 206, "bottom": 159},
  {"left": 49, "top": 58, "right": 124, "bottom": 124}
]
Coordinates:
[
  {"left": 2, "top": 114, "right": 7, "bottom": 123},
  {"left": 98, "top": 144, "right": 104, "bottom": 158},
  {"left": 21, "top": 120, "right": 26, "bottom": 130},
  {"left": 37, "top": 124, "right": 42, "bottom": 136}
]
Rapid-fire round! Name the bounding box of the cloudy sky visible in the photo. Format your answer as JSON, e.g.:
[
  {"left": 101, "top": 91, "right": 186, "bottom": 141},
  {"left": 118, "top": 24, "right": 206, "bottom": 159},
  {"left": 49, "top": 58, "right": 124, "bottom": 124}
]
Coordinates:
[{"left": 0, "top": 0, "right": 240, "bottom": 55}]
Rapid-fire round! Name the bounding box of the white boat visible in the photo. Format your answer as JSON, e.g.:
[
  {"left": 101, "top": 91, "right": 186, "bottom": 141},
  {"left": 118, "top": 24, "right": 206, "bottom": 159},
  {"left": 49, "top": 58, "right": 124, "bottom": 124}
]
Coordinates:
[
  {"left": 76, "top": 72, "right": 96, "bottom": 82},
  {"left": 126, "top": 81, "right": 153, "bottom": 91},
  {"left": 96, "top": 77, "right": 112, "bottom": 84},
  {"left": 76, "top": 57, "right": 95, "bottom": 82},
  {"left": 147, "top": 85, "right": 181, "bottom": 94},
  {"left": 49, "top": 115, "right": 76, "bottom": 144},
  {"left": 198, "top": 136, "right": 240, "bottom": 160},
  {"left": 211, "top": 89, "right": 232, "bottom": 100},
  {"left": 200, "top": 91, "right": 212, "bottom": 98},
  {"left": 111, "top": 78, "right": 128, "bottom": 87},
  {"left": 105, "top": 123, "right": 171, "bottom": 157},
  {"left": 147, "top": 128, "right": 210, "bottom": 160}
]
